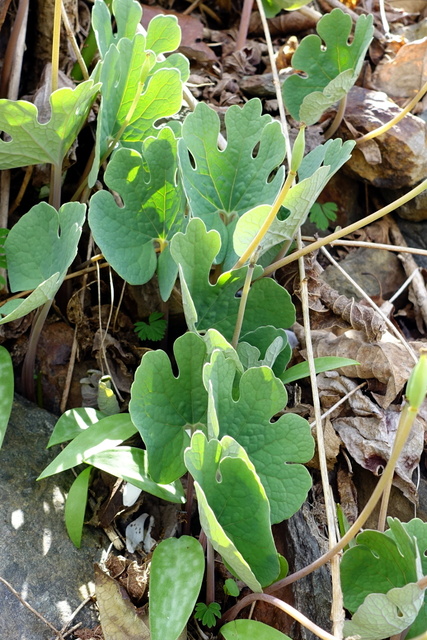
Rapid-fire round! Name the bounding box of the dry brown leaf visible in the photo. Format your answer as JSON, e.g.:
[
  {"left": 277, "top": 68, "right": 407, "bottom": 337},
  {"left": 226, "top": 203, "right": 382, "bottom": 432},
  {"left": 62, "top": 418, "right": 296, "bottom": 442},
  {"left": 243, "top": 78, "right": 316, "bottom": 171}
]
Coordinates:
[
  {"left": 337, "top": 467, "right": 358, "bottom": 525},
  {"left": 304, "top": 329, "right": 425, "bottom": 408},
  {"left": 94, "top": 563, "right": 150, "bottom": 640},
  {"left": 317, "top": 372, "right": 426, "bottom": 502}
]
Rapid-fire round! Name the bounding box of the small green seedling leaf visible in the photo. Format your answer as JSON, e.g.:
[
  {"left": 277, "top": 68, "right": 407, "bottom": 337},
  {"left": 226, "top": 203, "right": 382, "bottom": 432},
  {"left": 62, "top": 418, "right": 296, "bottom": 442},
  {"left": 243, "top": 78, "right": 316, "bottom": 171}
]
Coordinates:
[
  {"left": 149, "top": 536, "right": 205, "bottom": 640},
  {"left": 170, "top": 218, "right": 295, "bottom": 341},
  {"left": 0, "top": 346, "right": 13, "bottom": 448},
  {"left": 84, "top": 446, "right": 185, "bottom": 503},
  {"left": 185, "top": 431, "right": 280, "bottom": 589},
  {"left": 38, "top": 413, "right": 137, "bottom": 479},
  {"left": 65, "top": 465, "right": 92, "bottom": 548},
  {"left": 89, "top": 128, "right": 185, "bottom": 299},
  {"left": 309, "top": 202, "right": 338, "bottom": 230},
  {"left": 178, "top": 99, "right": 286, "bottom": 267},
  {"left": 129, "top": 331, "right": 208, "bottom": 483},
  {"left": 344, "top": 583, "right": 425, "bottom": 640},
  {"left": 204, "top": 350, "right": 314, "bottom": 523},
  {"left": 92, "top": 0, "right": 142, "bottom": 59},
  {"left": 281, "top": 357, "right": 360, "bottom": 384},
  {"left": 221, "top": 619, "right": 291, "bottom": 640},
  {"left": 134, "top": 312, "right": 167, "bottom": 342},
  {"left": 47, "top": 407, "right": 104, "bottom": 447},
  {"left": 194, "top": 602, "right": 221, "bottom": 628},
  {"left": 0, "top": 80, "right": 100, "bottom": 169},
  {"left": 223, "top": 579, "right": 240, "bottom": 597},
  {"left": 282, "top": 9, "right": 373, "bottom": 124}
]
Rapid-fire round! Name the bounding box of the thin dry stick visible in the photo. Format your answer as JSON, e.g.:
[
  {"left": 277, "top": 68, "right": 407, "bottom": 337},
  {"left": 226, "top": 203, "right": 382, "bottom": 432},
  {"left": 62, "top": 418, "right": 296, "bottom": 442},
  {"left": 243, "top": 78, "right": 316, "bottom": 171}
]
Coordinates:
[
  {"left": 301, "top": 238, "right": 427, "bottom": 259},
  {"left": 320, "top": 245, "right": 417, "bottom": 363},
  {"left": 61, "top": 1, "right": 89, "bottom": 80},
  {"left": 262, "top": 178, "right": 427, "bottom": 278},
  {"left": 0, "top": 576, "right": 65, "bottom": 639},
  {"left": 223, "top": 592, "right": 336, "bottom": 640},
  {"left": 58, "top": 596, "right": 93, "bottom": 637},
  {"left": 309, "top": 382, "right": 367, "bottom": 428},
  {"left": 254, "top": 0, "right": 292, "bottom": 161},
  {"left": 297, "top": 231, "right": 343, "bottom": 639}
]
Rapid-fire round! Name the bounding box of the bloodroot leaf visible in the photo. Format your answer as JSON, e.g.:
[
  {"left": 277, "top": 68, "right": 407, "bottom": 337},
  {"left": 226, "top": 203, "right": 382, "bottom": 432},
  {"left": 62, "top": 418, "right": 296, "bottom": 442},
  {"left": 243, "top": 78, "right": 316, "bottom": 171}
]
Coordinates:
[
  {"left": 149, "top": 537, "right": 205, "bottom": 640},
  {"left": 185, "top": 432, "right": 280, "bottom": 589}
]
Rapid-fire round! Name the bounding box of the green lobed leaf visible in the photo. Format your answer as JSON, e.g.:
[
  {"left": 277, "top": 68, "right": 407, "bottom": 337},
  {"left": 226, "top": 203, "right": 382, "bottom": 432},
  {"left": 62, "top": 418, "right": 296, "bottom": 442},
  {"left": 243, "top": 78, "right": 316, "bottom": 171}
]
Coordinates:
[
  {"left": 281, "top": 357, "right": 360, "bottom": 384},
  {"left": 0, "top": 275, "right": 62, "bottom": 324},
  {"left": 204, "top": 350, "right": 314, "bottom": 523},
  {"left": 84, "top": 446, "right": 185, "bottom": 503},
  {"left": 234, "top": 139, "right": 354, "bottom": 260},
  {"left": 47, "top": 407, "right": 104, "bottom": 447},
  {"left": 282, "top": 9, "right": 373, "bottom": 124},
  {"left": 88, "top": 25, "right": 185, "bottom": 186},
  {"left": 178, "top": 99, "right": 286, "bottom": 267},
  {"left": 0, "top": 346, "right": 13, "bottom": 449},
  {"left": 38, "top": 413, "right": 137, "bottom": 479},
  {"left": 149, "top": 536, "right": 205, "bottom": 640},
  {"left": 5, "top": 201, "right": 86, "bottom": 292},
  {"left": 185, "top": 432, "right": 280, "bottom": 589},
  {"left": 65, "top": 466, "right": 92, "bottom": 548},
  {"left": 221, "top": 619, "right": 291, "bottom": 640},
  {"left": 0, "top": 80, "right": 100, "bottom": 169},
  {"left": 170, "top": 218, "right": 295, "bottom": 341},
  {"left": 129, "top": 331, "right": 208, "bottom": 484},
  {"left": 341, "top": 519, "right": 421, "bottom": 614},
  {"left": 89, "top": 127, "right": 185, "bottom": 299},
  {"left": 342, "top": 518, "right": 427, "bottom": 639},
  {"left": 194, "top": 602, "right": 221, "bottom": 628},
  {"left": 343, "top": 583, "right": 425, "bottom": 640},
  {"left": 146, "top": 14, "right": 182, "bottom": 55},
  {"left": 237, "top": 326, "right": 292, "bottom": 377},
  {"left": 92, "top": 0, "right": 142, "bottom": 59}
]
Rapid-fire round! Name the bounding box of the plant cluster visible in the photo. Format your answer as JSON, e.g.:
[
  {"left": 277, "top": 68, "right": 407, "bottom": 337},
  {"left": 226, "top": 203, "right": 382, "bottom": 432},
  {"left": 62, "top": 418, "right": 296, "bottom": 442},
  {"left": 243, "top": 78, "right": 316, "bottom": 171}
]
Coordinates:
[{"left": 1, "top": 1, "right": 427, "bottom": 639}]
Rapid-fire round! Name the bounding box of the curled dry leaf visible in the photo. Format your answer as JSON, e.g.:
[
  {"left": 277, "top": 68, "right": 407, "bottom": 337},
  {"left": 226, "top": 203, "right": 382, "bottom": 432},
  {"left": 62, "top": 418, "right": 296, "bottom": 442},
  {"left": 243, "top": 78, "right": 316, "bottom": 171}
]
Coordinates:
[
  {"left": 317, "top": 372, "right": 426, "bottom": 502},
  {"left": 281, "top": 254, "right": 387, "bottom": 340},
  {"left": 94, "top": 563, "right": 150, "bottom": 640},
  {"left": 303, "top": 329, "right": 424, "bottom": 408}
]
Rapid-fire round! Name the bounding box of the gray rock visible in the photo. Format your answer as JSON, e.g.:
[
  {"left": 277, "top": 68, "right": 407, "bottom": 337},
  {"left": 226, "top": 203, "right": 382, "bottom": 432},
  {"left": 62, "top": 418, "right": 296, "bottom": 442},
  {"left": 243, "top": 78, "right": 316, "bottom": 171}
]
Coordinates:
[
  {"left": 397, "top": 219, "right": 427, "bottom": 269},
  {"left": 338, "top": 86, "right": 427, "bottom": 189},
  {"left": 0, "top": 395, "right": 105, "bottom": 639}
]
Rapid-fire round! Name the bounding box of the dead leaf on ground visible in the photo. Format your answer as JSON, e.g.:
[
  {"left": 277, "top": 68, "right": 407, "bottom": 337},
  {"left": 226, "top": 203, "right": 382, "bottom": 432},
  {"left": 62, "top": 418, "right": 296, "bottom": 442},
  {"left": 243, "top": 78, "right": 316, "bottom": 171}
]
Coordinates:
[
  {"left": 317, "top": 372, "right": 426, "bottom": 502},
  {"left": 94, "top": 563, "right": 150, "bottom": 640},
  {"left": 301, "top": 329, "right": 426, "bottom": 408}
]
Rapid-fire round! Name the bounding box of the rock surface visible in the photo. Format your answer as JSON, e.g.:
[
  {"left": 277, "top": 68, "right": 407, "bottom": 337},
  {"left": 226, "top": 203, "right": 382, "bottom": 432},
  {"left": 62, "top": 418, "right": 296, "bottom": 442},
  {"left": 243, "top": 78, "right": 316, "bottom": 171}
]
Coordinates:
[
  {"left": 339, "top": 86, "right": 427, "bottom": 189},
  {"left": 0, "top": 395, "right": 104, "bottom": 639}
]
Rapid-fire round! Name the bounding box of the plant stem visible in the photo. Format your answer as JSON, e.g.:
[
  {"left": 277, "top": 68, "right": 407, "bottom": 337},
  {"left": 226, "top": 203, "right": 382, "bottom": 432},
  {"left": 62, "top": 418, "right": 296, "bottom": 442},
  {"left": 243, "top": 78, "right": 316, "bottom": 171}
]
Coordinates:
[
  {"left": 262, "top": 178, "right": 427, "bottom": 277},
  {"left": 324, "top": 95, "right": 347, "bottom": 140},
  {"left": 51, "top": 0, "right": 62, "bottom": 92},
  {"left": 183, "top": 472, "right": 194, "bottom": 536},
  {"left": 356, "top": 78, "right": 427, "bottom": 144},
  {"left": 231, "top": 261, "right": 255, "bottom": 348},
  {"left": 221, "top": 592, "right": 336, "bottom": 640},
  {"left": 49, "top": 163, "right": 62, "bottom": 209},
  {"left": 61, "top": 1, "right": 89, "bottom": 81},
  {"left": 21, "top": 301, "right": 52, "bottom": 401},
  {"left": 206, "top": 540, "right": 215, "bottom": 605},
  {"left": 235, "top": 0, "right": 253, "bottom": 50},
  {"left": 233, "top": 169, "right": 296, "bottom": 270}
]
